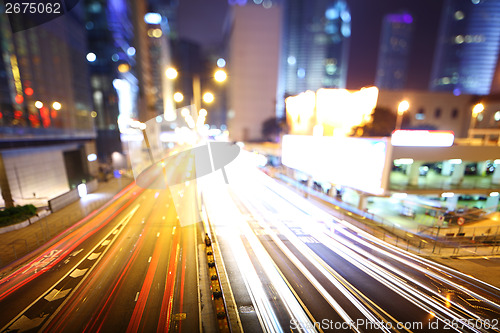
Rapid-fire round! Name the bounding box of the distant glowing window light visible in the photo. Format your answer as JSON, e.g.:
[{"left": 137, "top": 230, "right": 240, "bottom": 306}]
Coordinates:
[
  {"left": 394, "top": 158, "right": 413, "bottom": 165},
  {"left": 441, "top": 192, "right": 454, "bottom": 198},
  {"left": 151, "top": 29, "right": 162, "bottom": 38},
  {"left": 118, "top": 63, "right": 130, "bottom": 73},
  {"left": 449, "top": 159, "right": 462, "bottom": 165},
  {"left": 287, "top": 56, "right": 296, "bottom": 65},
  {"left": 297, "top": 68, "right": 306, "bottom": 78},
  {"left": 87, "top": 153, "right": 97, "bottom": 162},
  {"left": 217, "top": 58, "right": 226, "bottom": 68},
  {"left": 495, "top": 111, "right": 500, "bottom": 121},
  {"left": 392, "top": 192, "right": 407, "bottom": 199},
  {"left": 144, "top": 12, "right": 162, "bottom": 25},
  {"left": 78, "top": 184, "right": 88, "bottom": 198},
  {"left": 490, "top": 192, "right": 499, "bottom": 197},
  {"left": 127, "top": 47, "right": 136, "bottom": 56},
  {"left": 86, "top": 52, "right": 96, "bottom": 62},
  {"left": 391, "top": 130, "right": 454, "bottom": 147}
]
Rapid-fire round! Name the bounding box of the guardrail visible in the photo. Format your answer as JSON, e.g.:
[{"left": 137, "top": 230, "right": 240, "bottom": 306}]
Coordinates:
[
  {"left": 275, "top": 172, "right": 500, "bottom": 258},
  {"left": 200, "top": 203, "right": 232, "bottom": 333},
  {"left": 48, "top": 179, "right": 98, "bottom": 212}
]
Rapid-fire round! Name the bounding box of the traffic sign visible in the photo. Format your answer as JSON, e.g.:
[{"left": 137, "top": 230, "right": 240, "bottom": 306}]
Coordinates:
[{"left": 457, "top": 217, "right": 465, "bottom": 226}]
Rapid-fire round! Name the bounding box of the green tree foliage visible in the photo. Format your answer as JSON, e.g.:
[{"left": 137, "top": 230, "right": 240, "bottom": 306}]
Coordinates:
[{"left": 0, "top": 204, "right": 37, "bottom": 227}]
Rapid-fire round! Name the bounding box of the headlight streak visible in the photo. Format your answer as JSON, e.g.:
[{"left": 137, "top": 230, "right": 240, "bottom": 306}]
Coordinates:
[
  {"left": 331, "top": 226, "right": 500, "bottom": 319},
  {"left": 252, "top": 166, "right": 500, "bottom": 315},
  {"left": 335, "top": 220, "right": 500, "bottom": 311},
  {"left": 200, "top": 176, "right": 314, "bottom": 333},
  {"left": 316, "top": 230, "right": 486, "bottom": 333},
  {"left": 232, "top": 188, "right": 395, "bottom": 333},
  {"left": 233, "top": 166, "right": 496, "bottom": 332}
]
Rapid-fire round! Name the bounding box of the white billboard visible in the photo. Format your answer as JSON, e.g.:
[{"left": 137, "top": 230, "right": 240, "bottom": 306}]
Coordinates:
[{"left": 282, "top": 135, "right": 390, "bottom": 195}]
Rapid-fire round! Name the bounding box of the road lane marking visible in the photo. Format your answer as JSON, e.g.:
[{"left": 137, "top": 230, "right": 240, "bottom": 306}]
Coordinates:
[
  {"left": 135, "top": 292, "right": 140, "bottom": 302},
  {"left": 8, "top": 315, "right": 48, "bottom": 332},
  {"left": 87, "top": 252, "right": 101, "bottom": 260},
  {"left": 148, "top": 257, "right": 152, "bottom": 263},
  {"left": 157, "top": 232, "right": 160, "bottom": 237},
  {"left": 70, "top": 249, "right": 83, "bottom": 257},
  {"left": 44, "top": 288, "right": 71, "bottom": 302},
  {"left": 1, "top": 205, "right": 141, "bottom": 333},
  {"left": 70, "top": 269, "right": 88, "bottom": 278},
  {"left": 101, "top": 240, "right": 111, "bottom": 246},
  {"left": 172, "top": 227, "right": 176, "bottom": 235}
]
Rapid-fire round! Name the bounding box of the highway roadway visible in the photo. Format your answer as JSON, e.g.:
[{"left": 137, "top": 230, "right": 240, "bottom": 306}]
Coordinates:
[
  {"left": 200, "top": 151, "right": 500, "bottom": 333},
  {"left": 0, "top": 146, "right": 500, "bottom": 333},
  {"left": 0, "top": 181, "right": 202, "bottom": 333}
]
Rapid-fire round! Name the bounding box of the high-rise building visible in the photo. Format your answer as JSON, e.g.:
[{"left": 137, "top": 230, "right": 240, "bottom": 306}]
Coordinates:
[
  {"left": 84, "top": 0, "right": 135, "bottom": 161},
  {"left": 0, "top": 3, "right": 96, "bottom": 208},
  {"left": 276, "top": 0, "right": 351, "bottom": 117},
  {"left": 375, "top": 12, "right": 414, "bottom": 90},
  {"left": 225, "top": 1, "right": 282, "bottom": 141},
  {"left": 429, "top": 0, "right": 500, "bottom": 95}
]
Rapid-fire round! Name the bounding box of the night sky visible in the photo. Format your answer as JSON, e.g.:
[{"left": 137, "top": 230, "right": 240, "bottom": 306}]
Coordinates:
[{"left": 177, "top": 0, "right": 445, "bottom": 90}]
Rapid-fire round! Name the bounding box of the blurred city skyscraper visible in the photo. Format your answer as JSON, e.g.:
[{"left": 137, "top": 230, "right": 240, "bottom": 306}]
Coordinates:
[
  {"left": 429, "top": 0, "right": 500, "bottom": 95},
  {"left": 276, "top": 0, "right": 351, "bottom": 117},
  {"left": 375, "top": 12, "right": 414, "bottom": 90},
  {"left": 0, "top": 1, "right": 96, "bottom": 208}
]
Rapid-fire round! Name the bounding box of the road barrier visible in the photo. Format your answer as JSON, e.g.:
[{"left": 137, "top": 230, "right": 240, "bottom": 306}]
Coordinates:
[{"left": 200, "top": 210, "right": 232, "bottom": 333}]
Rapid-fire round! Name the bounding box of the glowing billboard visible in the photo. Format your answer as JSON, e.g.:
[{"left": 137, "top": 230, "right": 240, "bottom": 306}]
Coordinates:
[
  {"left": 282, "top": 135, "right": 390, "bottom": 195},
  {"left": 391, "top": 130, "right": 455, "bottom": 147},
  {"left": 285, "top": 90, "right": 316, "bottom": 135},
  {"left": 284, "top": 86, "right": 378, "bottom": 137}
]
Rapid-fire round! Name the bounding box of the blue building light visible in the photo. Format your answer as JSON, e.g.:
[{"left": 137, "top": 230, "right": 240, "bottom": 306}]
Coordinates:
[{"left": 144, "top": 13, "right": 162, "bottom": 25}]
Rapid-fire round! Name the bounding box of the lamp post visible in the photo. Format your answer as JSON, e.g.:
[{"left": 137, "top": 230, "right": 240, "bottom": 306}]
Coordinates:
[
  {"left": 396, "top": 100, "right": 409, "bottom": 131},
  {"left": 468, "top": 102, "right": 484, "bottom": 138},
  {"left": 166, "top": 67, "right": 227, "bottom": 118}
]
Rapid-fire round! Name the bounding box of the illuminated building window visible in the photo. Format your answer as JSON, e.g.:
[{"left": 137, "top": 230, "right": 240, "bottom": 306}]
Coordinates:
[
  {"left": 495, "top": 111, "right": 500, "bottom": 121},
  {"left": 454, "top": 11, "right": 465, "bottom": 20},
  {"left": 435, "top": 107, "right": 442, "bottom": 118},
  {"left": 416, "top": 108, "right": 425, "bottom": 120},
  {"left": 297, "top": 68, "right": 306, "bottom": 78}
]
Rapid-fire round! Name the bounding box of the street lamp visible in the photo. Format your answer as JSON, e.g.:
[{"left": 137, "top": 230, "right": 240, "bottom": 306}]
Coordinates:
[
  {"left": 214, "top": 69, "right": 227, "bottom": 83},
  {"left": 52, "top": 102, "right": 62, "bottom": 110},
  {"left": 173, "top": 92, "right": 184, "bottom": 103},
  {"left": 396, "top": 100, "right": 409, "bottom": 130},
  {"left": 469, "top": 102, "right": 484, "bottom": 138},
  {"left": 165, "top": 67, "right": 178, "bottom": 80},
  {"left": 166, "top": 67, "right": 227, "bottom": 124},
  {"left": 202, "top": 92, "right": 214, "bottom": 104}
]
